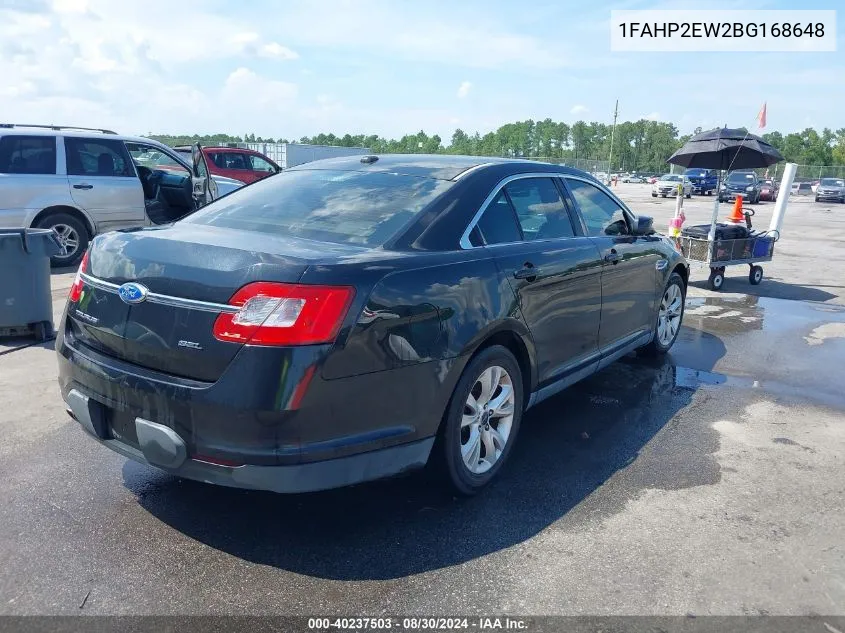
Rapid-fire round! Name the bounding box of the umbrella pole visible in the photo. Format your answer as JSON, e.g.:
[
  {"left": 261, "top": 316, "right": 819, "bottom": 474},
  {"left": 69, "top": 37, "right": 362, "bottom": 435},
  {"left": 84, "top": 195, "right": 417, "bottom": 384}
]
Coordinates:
[{"left": 707, "top": 170, "right": 721, "bottom": 241}]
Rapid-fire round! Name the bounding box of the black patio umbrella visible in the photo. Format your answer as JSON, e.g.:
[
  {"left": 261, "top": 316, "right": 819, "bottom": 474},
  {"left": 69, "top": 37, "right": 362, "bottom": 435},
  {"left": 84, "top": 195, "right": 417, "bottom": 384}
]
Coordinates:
[{"left": 667, "top": 127, "right": 783, "bottom": 171}]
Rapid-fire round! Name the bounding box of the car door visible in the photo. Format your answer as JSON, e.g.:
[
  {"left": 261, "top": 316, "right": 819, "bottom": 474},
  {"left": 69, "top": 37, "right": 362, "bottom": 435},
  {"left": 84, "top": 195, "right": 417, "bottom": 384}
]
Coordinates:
[
  {"left": 215, "top": 150, "right": 255, "bottom": 183},
  {"left": 191, "top": 143, "right": 218, "bottom": 205},
  {"left": 466, "top": 175, "right": 604, "bottom": 387},
  {"left": 64, "top": 136, "right": 145, "bottom": 230},
  {"left": 562, "top": 176, "right": 661, "bottom": 357}
]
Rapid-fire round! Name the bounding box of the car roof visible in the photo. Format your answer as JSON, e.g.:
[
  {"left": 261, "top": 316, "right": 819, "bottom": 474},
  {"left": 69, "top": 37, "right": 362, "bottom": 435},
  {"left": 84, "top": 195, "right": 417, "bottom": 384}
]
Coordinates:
[
  {"left": 0, "top": 125, "right": 171, "bottom": 149},
  {"left": 286, "top": 153, "right": 593, "bottom": 181}
]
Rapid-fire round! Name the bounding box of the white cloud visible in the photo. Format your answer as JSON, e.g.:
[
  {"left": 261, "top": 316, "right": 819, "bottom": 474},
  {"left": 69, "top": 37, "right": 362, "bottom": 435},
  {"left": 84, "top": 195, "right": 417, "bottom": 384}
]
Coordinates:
[
  {"left": 457, "top": 81, "right": 472, "bottom": 99},
  {"left": 259, "top": 42, "right": 299, "bottom": 60},
  {"left": 642, "top": 112, "right": 661, "bottom": 121},
  {"left": 570, "top": 104, "right": 589, "bottom": 115}
]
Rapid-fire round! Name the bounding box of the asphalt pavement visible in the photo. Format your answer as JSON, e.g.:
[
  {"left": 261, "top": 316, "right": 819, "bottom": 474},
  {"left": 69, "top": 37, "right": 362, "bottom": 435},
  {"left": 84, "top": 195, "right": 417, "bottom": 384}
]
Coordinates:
[{"left": 0, "top": 188, "right": 843, "bottom": 616}]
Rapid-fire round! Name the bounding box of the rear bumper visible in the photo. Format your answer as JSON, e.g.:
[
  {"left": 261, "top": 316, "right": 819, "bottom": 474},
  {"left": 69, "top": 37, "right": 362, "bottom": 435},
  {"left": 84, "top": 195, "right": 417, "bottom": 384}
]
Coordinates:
[
  {"left": 65, "top": 388, "right": 433, "bottom": 493},
  {"left": 57, "top": 320, "right": 453, "bottom": 491}
]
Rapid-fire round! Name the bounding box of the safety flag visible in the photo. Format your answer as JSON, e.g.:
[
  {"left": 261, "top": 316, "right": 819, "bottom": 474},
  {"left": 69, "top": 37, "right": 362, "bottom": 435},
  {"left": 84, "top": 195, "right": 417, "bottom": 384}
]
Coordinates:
[{"left": 757, "top": 102, "right": 767, "bottom": 129}]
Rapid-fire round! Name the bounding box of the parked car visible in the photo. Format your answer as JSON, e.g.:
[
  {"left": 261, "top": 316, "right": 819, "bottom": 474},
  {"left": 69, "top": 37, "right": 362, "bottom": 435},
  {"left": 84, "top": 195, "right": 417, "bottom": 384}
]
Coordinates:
[
  {"left": 719, "top": 171, "right": 761, "bottom": 204},
  {"left": 814, "top": 178, "right": 845, "bottom": 203},
  {"left": 0, "top": 124, "right": 221, "bottom": 266},
  {"left": 647, "top": 175, "right": 659, "bottom": 184},
  {"left": 652, "top": 174, "right": 692, "bottom": 198},
  {"left": 174, "top": 145, "right": 281, "bottom": 185},
  {"left": 791, "top": 182, "right": 814, "bottom": 196},
  {"left": 759, "top": 179, "right": 778, "bottom": 201},
  {"left": 683, "top": 168, "right": 718, "bottom": 195},
  {"left": 811, "top": 180, "right": 820, "bottom": 193},
  {"left": 622, "top": 174, "right": 646, "bottom": 183},
  {"left": 58, "top": 155, "right": 689, "bottom": 496}
]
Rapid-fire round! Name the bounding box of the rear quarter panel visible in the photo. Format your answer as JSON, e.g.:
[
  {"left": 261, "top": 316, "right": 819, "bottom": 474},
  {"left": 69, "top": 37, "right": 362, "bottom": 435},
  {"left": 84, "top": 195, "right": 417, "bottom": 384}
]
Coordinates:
[
  {"left": 311, "top": 252, "right": 533, "bottom": 438},
  {"left": 0, "top": 173, "right": 77, "bottom": 227}
]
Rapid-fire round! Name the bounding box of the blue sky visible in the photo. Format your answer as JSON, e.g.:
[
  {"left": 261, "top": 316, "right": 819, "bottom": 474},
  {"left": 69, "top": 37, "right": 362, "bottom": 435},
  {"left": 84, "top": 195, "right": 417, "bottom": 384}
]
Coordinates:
[{"left": 1, "top": 0, "right": 842, "bottom": 141}]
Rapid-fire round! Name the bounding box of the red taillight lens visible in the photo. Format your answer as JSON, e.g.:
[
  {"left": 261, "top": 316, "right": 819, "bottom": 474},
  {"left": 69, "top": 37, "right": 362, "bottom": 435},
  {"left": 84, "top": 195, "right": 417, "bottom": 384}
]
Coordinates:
[
  {"left": 213, "top": 282, "right": 355, "bottom": 346},
  {"left": 68, "top": 250, "right": 90, "bottom": 303}
]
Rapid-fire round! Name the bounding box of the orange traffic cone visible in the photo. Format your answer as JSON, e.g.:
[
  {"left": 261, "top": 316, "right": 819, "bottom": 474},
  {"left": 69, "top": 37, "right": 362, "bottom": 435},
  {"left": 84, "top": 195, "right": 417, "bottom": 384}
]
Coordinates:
[{"left": 727, "top": 195, "right": 744, "bottom": 224}]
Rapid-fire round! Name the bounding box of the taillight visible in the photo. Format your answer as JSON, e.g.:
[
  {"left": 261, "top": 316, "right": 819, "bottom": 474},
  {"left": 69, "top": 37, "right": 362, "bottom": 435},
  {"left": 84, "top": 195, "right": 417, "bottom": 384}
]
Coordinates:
[
  {"left": 68, "top": 250, "right": 90, "bottom": 303},
  {"left": 213, "top": 282, "right": 355, "bottom": 346}
]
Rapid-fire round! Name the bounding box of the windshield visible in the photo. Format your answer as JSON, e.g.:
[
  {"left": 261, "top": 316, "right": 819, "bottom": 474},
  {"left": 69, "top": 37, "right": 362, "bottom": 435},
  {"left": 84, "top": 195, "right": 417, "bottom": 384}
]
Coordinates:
[
  {"left": 184, "top": 169, "right": 453, "bottom": 246},
  {"left": 660, "top": 175, "right": 681, "bottom": 182},
  {"left": 821, "top": 178, "right": 844, "bottom": 186},
  {"left": 727, "top": 172, "right": 755, "bottom": 183}
]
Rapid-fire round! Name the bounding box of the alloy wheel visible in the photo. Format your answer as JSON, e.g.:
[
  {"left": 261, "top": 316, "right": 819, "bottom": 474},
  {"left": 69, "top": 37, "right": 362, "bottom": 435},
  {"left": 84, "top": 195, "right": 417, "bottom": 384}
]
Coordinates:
[
  {"left": 460, "top": 365, "right": 515, "bottom": 475},
  {"left": 52, "top": 224, "right": 80, "bottom": 258},
  {"left": 657, "top": 283, "right": 683, "bottom": 346}
]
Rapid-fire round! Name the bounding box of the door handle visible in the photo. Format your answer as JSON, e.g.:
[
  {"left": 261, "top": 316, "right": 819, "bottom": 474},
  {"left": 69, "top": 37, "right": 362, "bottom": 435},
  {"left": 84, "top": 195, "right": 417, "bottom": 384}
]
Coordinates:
[
  {"left": 73, "top": 184, "right": 93, "bottom": 190},
  {"left": 513, "top": 263, "right": 538, "bottom": 280},
  {"left": 604, "top": 249, "right": 620, "bottom": 265}
]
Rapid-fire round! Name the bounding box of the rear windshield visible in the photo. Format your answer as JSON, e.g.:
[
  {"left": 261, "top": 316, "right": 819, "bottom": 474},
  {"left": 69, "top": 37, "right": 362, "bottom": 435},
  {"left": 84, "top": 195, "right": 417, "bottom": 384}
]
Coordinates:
[
  {"left": 727, "top": 172, "right": 755, "bottom": 182},
  {"left": 185, "top": 169, "right": 453, "bottom": 246}
]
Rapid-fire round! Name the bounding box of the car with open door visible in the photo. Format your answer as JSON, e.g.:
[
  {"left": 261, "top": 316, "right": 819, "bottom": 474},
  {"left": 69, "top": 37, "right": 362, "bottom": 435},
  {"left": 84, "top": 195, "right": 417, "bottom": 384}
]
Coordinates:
[
  {"left": 0, "top": 124, "right": 218, "bottom": 267},
  {"left": 174, "top": 145, "right": 281, "bottom": 185},
  {"left": 57, "top": 155, "right": 688, "bottom": 496}
]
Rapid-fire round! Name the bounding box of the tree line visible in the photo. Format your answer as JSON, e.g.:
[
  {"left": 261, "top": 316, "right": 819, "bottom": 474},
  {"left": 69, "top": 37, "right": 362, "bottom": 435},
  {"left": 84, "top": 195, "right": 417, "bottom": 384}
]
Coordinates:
[{"left": 150, "top": 119, "right": 845, "bottom": 172}]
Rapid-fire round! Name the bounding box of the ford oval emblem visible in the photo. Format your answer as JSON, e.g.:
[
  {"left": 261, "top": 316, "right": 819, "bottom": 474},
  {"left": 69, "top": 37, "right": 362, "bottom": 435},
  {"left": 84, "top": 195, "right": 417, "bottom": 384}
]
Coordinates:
[{"left": 118, "top": 282, "right": 148, "bottom": 305}]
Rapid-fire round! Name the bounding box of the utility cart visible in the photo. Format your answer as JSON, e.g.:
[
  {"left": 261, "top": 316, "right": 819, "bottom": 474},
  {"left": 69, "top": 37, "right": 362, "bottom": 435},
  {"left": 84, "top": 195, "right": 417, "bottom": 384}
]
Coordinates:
[{"left": 678, "top": 214, "right": 779, "bottom": 291}]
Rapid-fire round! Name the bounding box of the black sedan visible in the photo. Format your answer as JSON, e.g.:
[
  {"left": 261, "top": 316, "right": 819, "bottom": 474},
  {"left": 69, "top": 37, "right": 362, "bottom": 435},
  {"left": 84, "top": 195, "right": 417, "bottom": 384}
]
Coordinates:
[{"left": 57, "top": 155, "right": 688, "bottom": 495}]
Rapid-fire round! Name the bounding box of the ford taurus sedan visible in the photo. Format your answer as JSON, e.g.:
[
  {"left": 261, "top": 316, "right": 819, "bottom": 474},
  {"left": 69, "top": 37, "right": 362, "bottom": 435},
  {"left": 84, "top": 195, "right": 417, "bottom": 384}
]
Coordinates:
[{"left": 57, "top": 155, "right": 688, "bottom": 496}]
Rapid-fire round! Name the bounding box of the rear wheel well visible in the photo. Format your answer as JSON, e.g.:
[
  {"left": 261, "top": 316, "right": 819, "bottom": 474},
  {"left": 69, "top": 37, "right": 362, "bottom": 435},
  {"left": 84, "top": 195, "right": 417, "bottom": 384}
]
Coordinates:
[
  {"left": 672, "top": 263, "right": 688, "bottom": 289},
  {"left": 474, "top": 330, "right": 533, "bottom": 410},
  {"left": 32, "top": 206, "right": 94, "bottom": 238}
]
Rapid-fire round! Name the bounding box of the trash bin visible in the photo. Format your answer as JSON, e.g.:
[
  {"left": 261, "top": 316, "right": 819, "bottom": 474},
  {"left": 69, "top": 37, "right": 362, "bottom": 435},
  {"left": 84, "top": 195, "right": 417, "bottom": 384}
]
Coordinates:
[{"left": 0, "top": 228, "right": 62, "bottom": 342}]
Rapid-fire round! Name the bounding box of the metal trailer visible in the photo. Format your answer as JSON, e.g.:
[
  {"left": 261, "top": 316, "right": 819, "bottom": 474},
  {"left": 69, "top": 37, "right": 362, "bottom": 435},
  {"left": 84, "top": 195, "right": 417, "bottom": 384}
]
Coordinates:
[
  {"left": 678, "top": 209, "right": 780, "bottom": 291},
  {"left": 228, "top": 142, "right": 371, "bottom": 169}
]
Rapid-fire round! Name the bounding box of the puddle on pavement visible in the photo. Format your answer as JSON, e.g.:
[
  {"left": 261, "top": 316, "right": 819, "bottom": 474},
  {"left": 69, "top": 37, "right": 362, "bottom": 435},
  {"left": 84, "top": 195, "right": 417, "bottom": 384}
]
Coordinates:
[{"left": 684, "top": 294, "right": 845, "bottom": 336}]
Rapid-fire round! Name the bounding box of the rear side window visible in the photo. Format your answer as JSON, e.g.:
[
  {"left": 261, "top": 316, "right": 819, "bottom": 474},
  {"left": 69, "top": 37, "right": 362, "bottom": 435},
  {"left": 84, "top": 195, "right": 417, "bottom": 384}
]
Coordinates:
[
  {"left": 65, "top": 138, "right": 134, "bottom": 177},
  {"left": 504, "top": 177, "right": 574, "bottom": 241},
  {"left": 472, "top": 191, "right": 522, "bottom": 246},
  {"left": 0, "top": 135, "right": 57, "bottom": 174},
  {"left": 185, "top": 170, "right": 453, "bottom": 247},
  {"left": 566, "top": 179, "right": 631, "bottom": 237}
]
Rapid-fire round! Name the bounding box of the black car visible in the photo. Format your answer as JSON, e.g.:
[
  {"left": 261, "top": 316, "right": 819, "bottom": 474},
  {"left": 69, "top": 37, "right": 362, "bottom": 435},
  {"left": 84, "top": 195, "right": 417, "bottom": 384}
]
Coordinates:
[
  {"left": 57, "top": 155, "right": 688, "bottom": 495},
  {"left": 719, "top": 171, "right": 761, "bottom": 204}
]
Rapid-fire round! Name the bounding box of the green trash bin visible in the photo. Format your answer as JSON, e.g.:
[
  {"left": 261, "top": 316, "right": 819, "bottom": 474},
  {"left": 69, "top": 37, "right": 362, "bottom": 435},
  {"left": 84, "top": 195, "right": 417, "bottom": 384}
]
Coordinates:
[{"left": 0, "top": 228, "right": 62, "bottom": 342}]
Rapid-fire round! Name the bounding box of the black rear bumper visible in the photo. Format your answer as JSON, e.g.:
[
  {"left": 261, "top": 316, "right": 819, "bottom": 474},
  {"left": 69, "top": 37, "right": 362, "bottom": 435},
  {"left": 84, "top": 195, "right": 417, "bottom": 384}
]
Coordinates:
[{"left": 56, "top": 323, "right": 451, "bottom": 492}]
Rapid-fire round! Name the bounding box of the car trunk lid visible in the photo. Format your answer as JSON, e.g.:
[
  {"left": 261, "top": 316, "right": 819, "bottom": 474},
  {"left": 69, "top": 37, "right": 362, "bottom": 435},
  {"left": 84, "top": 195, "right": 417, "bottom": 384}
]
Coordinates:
[{"left": 66, "top": 224, "right": 361, "bottom": 381}]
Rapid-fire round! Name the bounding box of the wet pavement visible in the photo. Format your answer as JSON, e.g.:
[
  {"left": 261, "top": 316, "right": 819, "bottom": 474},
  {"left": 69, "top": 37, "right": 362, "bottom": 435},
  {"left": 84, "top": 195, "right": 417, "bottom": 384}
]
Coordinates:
[{"left": 1, "top": 289, "right": 843, "bottom": 615}]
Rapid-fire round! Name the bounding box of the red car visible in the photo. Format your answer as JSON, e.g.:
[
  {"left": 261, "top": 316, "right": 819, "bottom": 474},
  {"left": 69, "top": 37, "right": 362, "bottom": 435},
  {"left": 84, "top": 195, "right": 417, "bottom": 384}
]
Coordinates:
[
  {"left": 175, "top": 145, "right": 280, "bottom": 185},
  {"left": 759, "top": 179, "right": 778, "bottom": 201}
]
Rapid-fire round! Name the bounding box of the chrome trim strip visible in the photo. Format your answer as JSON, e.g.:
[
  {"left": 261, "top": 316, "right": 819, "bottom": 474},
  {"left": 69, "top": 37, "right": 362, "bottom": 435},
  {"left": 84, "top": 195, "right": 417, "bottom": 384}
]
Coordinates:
[
  {"left": 458, "top": 172, "right": 636, "bottom": 250},
  {"left": 451, "top": 162, "right": 496, "bottom": 181},
  {"left": 80, "top": 272, "right": 239, "bottom": 314}
]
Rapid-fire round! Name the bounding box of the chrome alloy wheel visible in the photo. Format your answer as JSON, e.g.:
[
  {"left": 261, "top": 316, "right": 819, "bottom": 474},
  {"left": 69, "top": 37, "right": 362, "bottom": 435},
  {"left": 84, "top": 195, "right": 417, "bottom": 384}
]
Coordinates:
[
  {"left": 657, "top": 282, "right": 683, "bottom": 346},
  {"left": 52, "top": 224, "right": 80, "bottom": 258},
  {"left": 460, "top": 365, "right": 515, "bottom": 474}
]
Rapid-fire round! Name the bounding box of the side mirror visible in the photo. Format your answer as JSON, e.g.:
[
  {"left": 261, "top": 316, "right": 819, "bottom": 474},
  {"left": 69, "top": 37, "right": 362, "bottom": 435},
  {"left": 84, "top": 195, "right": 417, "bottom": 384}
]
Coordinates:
[{"left": 634, "top": 215, "right": 655, "bottom": 235}]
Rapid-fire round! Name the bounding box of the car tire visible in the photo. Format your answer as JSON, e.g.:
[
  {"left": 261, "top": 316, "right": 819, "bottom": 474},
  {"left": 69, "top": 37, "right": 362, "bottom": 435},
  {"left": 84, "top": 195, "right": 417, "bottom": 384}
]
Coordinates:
[
  {"left": 433, "top": 345, "right": 524, "bottom": 496},
  {"left": 641, "top": 272, "right": 685, "bottom": 357},
  {"left": 815, "top": 196, "right": 820, "bottom": 202},
  {"left": 651, "top": 193, "right": 657, "bottom": 197},
  {"left": 35, "top": 212, "right": 90, "bottom": 268},
  {"left": 685, "top": 192, "right": 691, "bottom": 199}
]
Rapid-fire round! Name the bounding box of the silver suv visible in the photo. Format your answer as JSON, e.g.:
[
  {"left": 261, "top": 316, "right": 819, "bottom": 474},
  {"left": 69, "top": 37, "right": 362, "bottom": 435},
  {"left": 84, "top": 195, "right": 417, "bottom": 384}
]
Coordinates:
[{"left": 0, "top": 124, "right": 228, "bottom": 267}]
